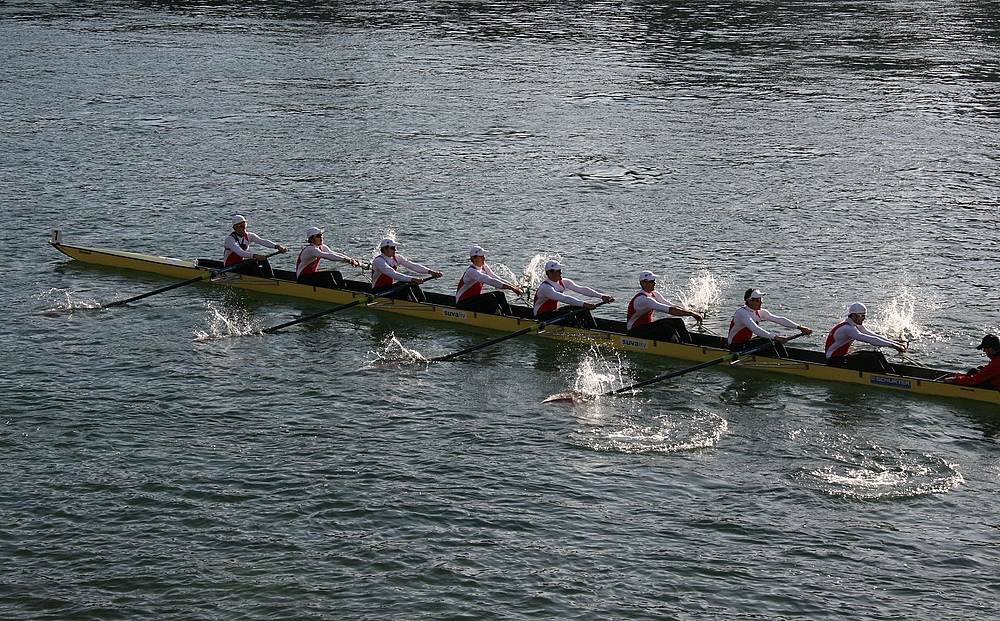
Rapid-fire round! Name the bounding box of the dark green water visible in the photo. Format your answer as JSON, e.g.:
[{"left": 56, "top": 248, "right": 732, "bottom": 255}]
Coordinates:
[{"left": 3, "top": 1, "right": 999, "bottom": 619}]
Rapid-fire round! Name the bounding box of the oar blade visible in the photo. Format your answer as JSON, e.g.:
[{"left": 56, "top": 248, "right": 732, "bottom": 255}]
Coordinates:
[{"left": 542, "top": 390, "right": 589, "bottom": 403}]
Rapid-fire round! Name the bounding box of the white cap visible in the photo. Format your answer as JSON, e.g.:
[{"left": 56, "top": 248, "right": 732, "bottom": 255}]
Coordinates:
[
  {"left": 380, "top": 238, "right": 398, "bottom": 249},
  {"left": 544, "top": 260, "right": 564, "bottom": 272},
  {"left": 639, "top": 270, "right": 658, "bottom": 282},
  {"left": 469, "top": 246, "right": 486, "bottom": 257},
  {"left": 848, "top": 302, "right": 868, "bottom": 316},
  {"left": 232, "top": 215, "right": 247, "bottom": 226},
  {"left": 746, "top": 288, "right": 766, "bottom": 300},
  {"left": 306, "top": 227, "right": 324, "bottom": 238}
]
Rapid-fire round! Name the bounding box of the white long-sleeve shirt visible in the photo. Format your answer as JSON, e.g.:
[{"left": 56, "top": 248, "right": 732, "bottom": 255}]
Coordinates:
[
  {"left": 533, "top": 278, "right": 605, "bottom": 315},
  {"left": 825, "top": 318, "right": 902, "bottom": 358},
  {"left": 371, "top": 253, "right": 430, "bottom": 287},
  {"left": 627, "top": 290, "right": 680, "bottom": 331},
  {"left": 728, "top": 306, "right": 799, "bottom": 344},
  {"left": 456, "top": 263, "right": 511, "bottom": 303},
  {"left": 296, "top": 244, "right": 353, "bottom": 278},
  {"left": 223, "top": 231, "right": 278, "bottom": 263}
]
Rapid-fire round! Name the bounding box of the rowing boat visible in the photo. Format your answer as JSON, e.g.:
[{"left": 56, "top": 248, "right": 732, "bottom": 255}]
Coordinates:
[{"left": 48, "top": 233, "right": 1000, "bottom": 405}]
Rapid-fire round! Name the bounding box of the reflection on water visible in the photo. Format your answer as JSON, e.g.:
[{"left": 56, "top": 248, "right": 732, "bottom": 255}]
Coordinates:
[{"left": 6, "top": 2, "right": 1000, "bottom": 620}]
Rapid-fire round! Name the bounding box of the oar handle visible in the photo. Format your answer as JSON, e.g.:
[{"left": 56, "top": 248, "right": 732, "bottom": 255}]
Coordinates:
[{"left": 102, "top": 251, "right": 281, "bottom": 308}]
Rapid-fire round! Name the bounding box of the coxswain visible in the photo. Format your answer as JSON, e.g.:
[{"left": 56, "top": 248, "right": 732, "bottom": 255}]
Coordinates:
[
  {"left": 626, "top": 270, "right": 702, "bottom": 343},
  {"left": 825, "top": 302, "right": 906, "bottom": 373},
  {"left": 223, "top": 215, "right": 287, "bottom": 278},
  {"left": 533, "top": 260, "right": 614, "bottom": 329},
  {"left": 295, "top": 227, "right": 362, "bottom": 289},
  {"left": 371, "top": 237, "right": 442, "bottom": 302},
  {"left": 946, "top": 334, "right": 1000, "bottom": 390},
  {"left": 455, "top": 246, "right": 523, "bottom": 315}
]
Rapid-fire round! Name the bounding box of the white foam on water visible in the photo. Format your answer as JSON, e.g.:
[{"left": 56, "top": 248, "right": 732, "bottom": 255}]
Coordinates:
[
  {"left": 570, "top": 346, "right": 633, "bottom": 397},
  {"left": 868, "top": 287, "right": 929, "bottom": 345},
  {"left": 802, "top": 445, "right": 963, "bottom": 500},
  {"left": 573, "top": 405, "right": 728, "bottom": 454},
  {"left": 489, "top": 262, "right": 532, "bottom": 307},
  {"left": 602, "top": 410, "right": 728, "bottom": 453},
  {"left": 38, "top": 288, "right": 100, "bottom": 313},
  {"left": 193, "top": 300, "right": 262, "bottom": 341},
  {"left": 362, "top": 332, "right": 429, "bottom": 368},
  {"left": 562, "top": 347, "right": 728, "bottom": 453},
  {"left": 674, "top": 270, "right": 726, "bottom": 317}
]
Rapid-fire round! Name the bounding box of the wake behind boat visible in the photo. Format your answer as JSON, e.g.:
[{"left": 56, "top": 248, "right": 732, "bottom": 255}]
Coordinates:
[{"left": 48, "top": 232, "right": 1000, "bottom": 406}]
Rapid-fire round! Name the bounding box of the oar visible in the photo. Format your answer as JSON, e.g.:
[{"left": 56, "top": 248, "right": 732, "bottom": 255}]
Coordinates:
[
  {"left": 262, "top": 276, "right": 437, "bottom": 334},
  {"left": 603, "top": 332, "right": 806, "bottom": 396},
  {"left": 431, "top": 300, "right": 610, "bottom": 362},
  {"left": 102, "top": 251, "right": 280, "bottom": 308}
]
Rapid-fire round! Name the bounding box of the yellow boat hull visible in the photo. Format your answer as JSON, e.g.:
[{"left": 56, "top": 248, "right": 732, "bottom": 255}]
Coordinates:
[{"left": 50, "top": 239, "right": 1000, "bottom": 406}]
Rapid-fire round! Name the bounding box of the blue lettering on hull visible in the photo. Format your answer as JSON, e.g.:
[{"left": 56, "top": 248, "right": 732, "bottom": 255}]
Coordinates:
[{"left": 870, "top": 375, "right": 912, "bottom": 389}]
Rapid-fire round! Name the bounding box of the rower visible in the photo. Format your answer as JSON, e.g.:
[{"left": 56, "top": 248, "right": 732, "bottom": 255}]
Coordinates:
[
  {"left": 728, "top": 288, "right": 813, "bottom": 356},
  {"left": 825, "top": 302, "right": 906, "bottom": 373},
  {"left": 223, "top": 215, "right": 288, "bottom": 278},
  {"left": 533, "top": 260, "right": 614, "bottom": 329},
  {"left": 295, "top": 226, "right": 362, "bottom": 289},
  {"left": 626, "top": 270, "right": 702, "bottom": 343},
  {"left": 455, "top": 245, "right": 523, "bottom": 315},
  {"left": 371, "top": 237, "right": 442, "bottom": 303},
  {"left": 946, "top": 334, "right": 1000, "bottom": 390}
]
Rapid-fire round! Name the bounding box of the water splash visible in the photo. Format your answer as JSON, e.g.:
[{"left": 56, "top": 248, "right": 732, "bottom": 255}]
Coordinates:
[
  {"left": 369, "top": 227, "right": 399, "bottom": 259},
  {"left": 521, "top": 253, "right": 563, "bottom": 293},
  {"left": 673, "top": 270, "right": 725, "bottom": 316},
  {"left": 868, "top": 288, "right": 928, "bottom": 344},
  {"left": 361, "top": 332, "right": 429, "bottom": 369},
  {"left": 483, "top": 253, "right": 565, "bottom": 309},
  {"left": 570, "top": 347, "right": 634, "bottom": 397},
  {"left": 487, "top": 262, "right": 531, "bottom": 307},
  {"left": 37, "top": 288, "right": 100, "bottom": 315},
  {"left": 193, "top": 301, "right": 261, "bottom": 341}
]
